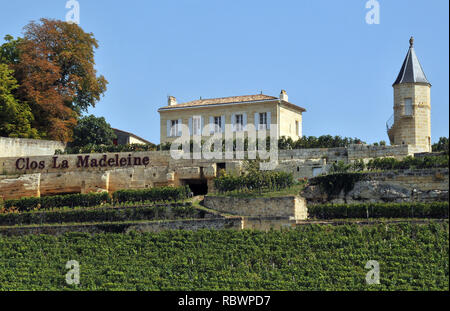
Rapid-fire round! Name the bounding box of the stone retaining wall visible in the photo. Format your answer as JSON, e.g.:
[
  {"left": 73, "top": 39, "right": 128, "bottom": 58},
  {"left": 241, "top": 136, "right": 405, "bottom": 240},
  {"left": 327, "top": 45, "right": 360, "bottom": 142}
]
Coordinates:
[
  {"left": 242, "top": 216, "right": 297, "bottom": 231},
  {"left": 204, "top": 195, "right": 308, "bottom": 220},
  {"left": 0, "top": 137, "right": 65, "bottom": 158},
  {"left": 0, "top": 144, "right": 428, "bottom": 200}
]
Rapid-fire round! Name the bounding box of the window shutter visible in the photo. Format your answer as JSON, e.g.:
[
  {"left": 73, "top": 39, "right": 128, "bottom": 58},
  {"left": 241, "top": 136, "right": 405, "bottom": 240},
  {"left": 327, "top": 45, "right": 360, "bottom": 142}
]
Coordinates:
[
  {"left": 267, "top": 112, "right": 271, "bottom": 130},
  {"left": 201, "top": 116, "right": 205, "bottom": 136},
  {"left": 243, "top": 113, "right": 247, "bottom": 131},
  {"left": 177, "top": 119, "right": 182, "bottom": 136},
  {"left": 298, "top": 120, "right": 302, "bottom": 138},
  {"left": 254, "top": 113, "right": 259, "bottom": 131},
  {"left": 232, "top": 114, "right": 236, "bottom": 132},
  {"left": 188, "top": 118, "right": 193, "bottom": 136},
  {"left": 221, "top": 115, "right": 225, "bottom": 133},
  {"left": 167, "top": 120, "right": 171, "bottom": 137}
]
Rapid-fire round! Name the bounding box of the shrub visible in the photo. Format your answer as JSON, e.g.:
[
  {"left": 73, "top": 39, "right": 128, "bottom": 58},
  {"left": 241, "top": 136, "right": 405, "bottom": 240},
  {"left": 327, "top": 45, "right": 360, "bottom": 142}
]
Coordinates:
[
  {"left": 214, "top": 171, "right": 294, "bottom": 194},
  {"left": 309, "top": 173, "right": 368, "bottom": 197},
  {"left": 367, "top": 155, "right": 449, "bottom": 171}
]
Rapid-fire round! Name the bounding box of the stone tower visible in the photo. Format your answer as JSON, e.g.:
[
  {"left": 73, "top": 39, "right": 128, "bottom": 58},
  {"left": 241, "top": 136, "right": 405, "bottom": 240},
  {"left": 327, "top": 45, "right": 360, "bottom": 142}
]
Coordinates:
[{"left": 387, "top": 37, "right": 432, "bottom": 153}]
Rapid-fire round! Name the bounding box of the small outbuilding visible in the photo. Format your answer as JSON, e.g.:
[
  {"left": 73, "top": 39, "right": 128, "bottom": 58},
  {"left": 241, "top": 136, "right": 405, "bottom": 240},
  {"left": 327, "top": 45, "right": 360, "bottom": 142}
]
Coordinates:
[{"left": 112, "top": 128, "right": 152, "bottom": 145}]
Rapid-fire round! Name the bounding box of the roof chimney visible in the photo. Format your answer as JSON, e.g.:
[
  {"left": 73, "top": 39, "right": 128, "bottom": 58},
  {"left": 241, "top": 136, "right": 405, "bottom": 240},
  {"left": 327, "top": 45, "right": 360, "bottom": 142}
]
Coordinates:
[
  {"left": 280, "top": 90, "right": 288, "bottom": 102},
  {"left": 168, "top": 96, "right": 177, "bottom": 106}
]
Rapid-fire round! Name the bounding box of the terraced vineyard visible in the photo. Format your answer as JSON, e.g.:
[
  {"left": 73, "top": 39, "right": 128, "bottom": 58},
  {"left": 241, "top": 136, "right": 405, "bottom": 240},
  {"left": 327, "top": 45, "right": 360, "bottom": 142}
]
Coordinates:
[{"left": 0, "top": 222, "right": 448, "bottom": 291}]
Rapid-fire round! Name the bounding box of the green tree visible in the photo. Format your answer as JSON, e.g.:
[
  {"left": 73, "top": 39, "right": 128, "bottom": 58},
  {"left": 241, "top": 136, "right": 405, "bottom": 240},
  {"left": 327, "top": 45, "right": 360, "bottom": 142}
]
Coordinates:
[
  {"left": 0, "top": 64, "right": 37, "bottom": 138},
  {"left": 0, "top": 35, "right": 22, "bottom": 65},
  {"left": 71, "top": 115, "right": 116, "bottom": 147},
  {"left": 432, "top": 137, "right": 449, "bottom": 154}
]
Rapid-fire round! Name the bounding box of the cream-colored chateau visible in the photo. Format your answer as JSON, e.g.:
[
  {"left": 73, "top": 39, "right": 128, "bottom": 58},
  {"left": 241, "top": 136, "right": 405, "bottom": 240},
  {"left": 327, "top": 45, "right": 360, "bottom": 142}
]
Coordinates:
[
  {"left": 388, "top": 37, "right": 432, "bottom": 153},
  {"left": 158, "top": 90, "right": 306, "bottom": 144}
]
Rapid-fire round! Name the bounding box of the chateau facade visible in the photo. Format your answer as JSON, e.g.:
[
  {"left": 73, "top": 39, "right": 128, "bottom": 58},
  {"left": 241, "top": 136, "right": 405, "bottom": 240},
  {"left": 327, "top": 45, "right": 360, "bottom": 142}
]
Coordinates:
[{"left": 158, "top": 90, "right": 306, "bottom": 144}]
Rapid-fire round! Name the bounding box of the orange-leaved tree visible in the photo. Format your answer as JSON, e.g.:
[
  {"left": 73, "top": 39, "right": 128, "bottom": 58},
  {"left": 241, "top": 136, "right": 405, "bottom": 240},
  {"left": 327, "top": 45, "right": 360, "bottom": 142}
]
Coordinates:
[{"left": 12, "top": 18, "right": 108, "bottom": 141}]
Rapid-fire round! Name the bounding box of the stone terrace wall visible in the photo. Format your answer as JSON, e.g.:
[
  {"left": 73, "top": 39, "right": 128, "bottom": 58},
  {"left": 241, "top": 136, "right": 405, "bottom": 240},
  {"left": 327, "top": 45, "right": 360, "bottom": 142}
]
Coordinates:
[
  {"left": 0, "top": 137, "right": 65, "bottom": 158},
  {"left": 0, "top": 145, "right": 417, "bottom": 176},
  {"left": 0, "top": 144, "right": 424, "bottom": 200},
  {"left": 347, "top": 144, "right": 412, "bottom": 161},
  {"left": 204, "top": 196, "right": 308, "bottom": 220}
]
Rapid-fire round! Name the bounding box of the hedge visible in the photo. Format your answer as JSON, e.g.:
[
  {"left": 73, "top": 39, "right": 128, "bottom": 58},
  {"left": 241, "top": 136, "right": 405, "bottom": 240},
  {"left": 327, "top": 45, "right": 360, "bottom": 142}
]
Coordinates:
[
  {"left": 308, "top": 202, "right": 449, "bottom": 219},
  {"left": 0, "top": 203, "right": 199, "bottom": 226},
  {"left": 57, "top": 143, "right": 157, "bottom": 154},
  {"left": 214, "top": 171, "right": 294, "bottom": 194},
  {"left": 367, "top": 155, "right": 449, "bottom": 171},
  {"left": 112, "top": 186, "right": 191, "bottom": 204},
  {"left": 58, "top": 135, "right": 367, "bottom": 154},
  {"left": 4, "top": 192, "right": 111, "bottom": 212},
  {"left": 3, "top": 186, "right": 191, "bottom": 212}
]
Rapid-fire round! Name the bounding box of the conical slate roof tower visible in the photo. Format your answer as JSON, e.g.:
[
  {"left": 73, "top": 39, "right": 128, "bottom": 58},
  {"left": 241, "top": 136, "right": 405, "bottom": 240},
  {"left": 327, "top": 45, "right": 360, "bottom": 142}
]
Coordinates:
[
  {"left": 393, "top": 37, "right": 431, "bottom": 86},
  {"left": 387, "top": 37, "right": 432, "bottom": 153}
]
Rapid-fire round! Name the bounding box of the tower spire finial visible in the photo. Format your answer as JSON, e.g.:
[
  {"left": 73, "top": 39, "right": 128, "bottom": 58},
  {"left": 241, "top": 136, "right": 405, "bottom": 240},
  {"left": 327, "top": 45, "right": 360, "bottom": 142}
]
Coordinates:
[{"left": 409, "top": 36, "right": 414, "bottom": 48}]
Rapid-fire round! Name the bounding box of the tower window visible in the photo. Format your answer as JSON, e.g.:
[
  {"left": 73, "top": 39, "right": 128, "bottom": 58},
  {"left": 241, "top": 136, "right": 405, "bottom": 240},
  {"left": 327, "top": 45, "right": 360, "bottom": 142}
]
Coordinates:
[{"left": 404, "top": 98, "right": 413, "bottom": 116}]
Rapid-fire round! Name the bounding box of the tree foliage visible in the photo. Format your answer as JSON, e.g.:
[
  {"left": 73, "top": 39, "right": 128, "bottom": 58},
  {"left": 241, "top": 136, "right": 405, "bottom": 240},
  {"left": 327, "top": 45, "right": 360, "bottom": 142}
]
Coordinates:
[
  {"left": 0, "top": 63, "right": 37, "bottom": 138},
  {"left": 0, "top": 35, "right": 22, "bottom": 64},
  {"left": 278, "top": 135, "right": 365, "bottom": 149},
  {"left": 71, "top": 115, "right": 116, "bottom": 148},
  {"left": 432, "top": 137, "right": 449, "bottom": 154},
  {"left": 2, "top": 19, "right": 108, "bottom": 141}
]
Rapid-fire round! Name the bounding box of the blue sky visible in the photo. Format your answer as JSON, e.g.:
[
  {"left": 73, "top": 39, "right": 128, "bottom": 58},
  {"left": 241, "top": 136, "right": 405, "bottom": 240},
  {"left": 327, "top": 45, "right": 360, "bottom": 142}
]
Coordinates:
[{"left": 1, "top": 0, "right": 448, "bottom": 144}]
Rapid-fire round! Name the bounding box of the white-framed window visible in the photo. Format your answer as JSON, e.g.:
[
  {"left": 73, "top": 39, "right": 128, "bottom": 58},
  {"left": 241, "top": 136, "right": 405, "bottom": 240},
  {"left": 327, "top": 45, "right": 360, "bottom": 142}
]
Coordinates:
[
  {"left": 404, "top": 98, "right": 413, "bottom": 116},
  {"left": 193, "top": 115, "right": 202, "bottom": 136},
  {"left": 295, "top": 121, "right": 299, "bottom": 136},
  {"left": 259, "top": 112, "right": 267, "bottom": 130},
  {"left": 170, "top": 120, "right": 179, "bottom": 137},
  {"left": 235, "top": 114, "right": 244, "bottom": 132},
  {"left": 214, "top": 116, "right": 222, "bottom": 133}
]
